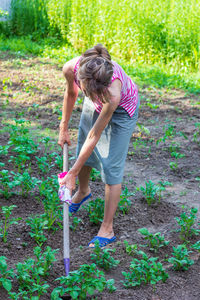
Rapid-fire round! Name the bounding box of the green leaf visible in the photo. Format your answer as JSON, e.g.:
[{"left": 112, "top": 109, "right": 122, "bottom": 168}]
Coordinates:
[
  {"left": 70, "top": 291, "right": 79, "bottom": 299},
  {"left": 2, "top": 278, "right": 12, "bottom": 291},
  {"left": 87, "top": 286, "right": 95, "bottom": 295},
  {"left": 138, "top": 228, "right": 149, "bottom": 235}
]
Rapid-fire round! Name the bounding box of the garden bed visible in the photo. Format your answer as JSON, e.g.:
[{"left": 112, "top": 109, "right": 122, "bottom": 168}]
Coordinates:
[{"left": 0, "top": 52, "right": 200, "bottom": 300}]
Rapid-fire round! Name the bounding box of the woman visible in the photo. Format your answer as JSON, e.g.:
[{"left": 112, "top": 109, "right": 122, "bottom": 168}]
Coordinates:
[{"left": 58, "top": 44, "right": 139, "bottom": 247}]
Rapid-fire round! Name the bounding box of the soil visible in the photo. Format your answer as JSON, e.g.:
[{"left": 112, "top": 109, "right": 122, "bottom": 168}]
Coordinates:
[{"left": 0, "top": 52, "right": 200, "bottom": 300}]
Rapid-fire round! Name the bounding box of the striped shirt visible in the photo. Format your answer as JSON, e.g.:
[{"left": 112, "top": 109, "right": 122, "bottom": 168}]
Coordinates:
[{"left": 74, "top": 57, "right": 138, "bottom": 117}]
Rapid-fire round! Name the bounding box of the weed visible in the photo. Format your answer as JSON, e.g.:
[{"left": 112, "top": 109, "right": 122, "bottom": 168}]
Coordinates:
[
  {"left": 0, "top": 205, "right": 21, "bottom": 243},
  {"left": 70, "top": 216, "right": 83, "bottom": 232},
  {"left": 168, "top": 244, "right": 194, "bottom": 271},
  {"left": 122, "top": 250, "right": 168, "bottom": 287},
  {"left": 84, "top": 198, "right": 104, "bottom": 224},
  {"left": 145, "top": 99, "right": 159, "bottom": 110},
  {"left": 90, "top": 240, "right": 120, "bottom": 271},
  {"left": 138, "top": 228, "right": 170, "bottom": 253},
  {"left": 156, "top": 123, "right": 176, "bottom": 145},
  {"left": 175, "top": 206, "right": 200, "bottom": 242},
  {"left": 193, "top": 122, "right": 200, "bottom": 143},
  {"left": 169, "top": 151, "right": 185, "bottom": 171},
  {"left": 51, "top": 263, "right": 114, "bottom": 299},
  {"left": 167, "top": 141, "right": 180, "bottom": 153}
]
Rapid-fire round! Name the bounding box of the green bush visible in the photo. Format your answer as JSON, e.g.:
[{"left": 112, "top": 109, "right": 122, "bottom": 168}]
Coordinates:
[{"left": 5, "top": 0, "right": 200, "bottom": 73}]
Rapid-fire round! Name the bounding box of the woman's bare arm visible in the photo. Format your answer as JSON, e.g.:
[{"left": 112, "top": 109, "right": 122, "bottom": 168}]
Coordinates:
[
  {"left": 61, "top": 79, "right": 122, "bottom": 190},
  {"left": 58, "top": 58, "right": 79, "bottom": 147}
]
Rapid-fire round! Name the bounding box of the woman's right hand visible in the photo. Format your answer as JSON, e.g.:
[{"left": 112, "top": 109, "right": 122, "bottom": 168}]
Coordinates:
[{"left": 58, "top": 128, "right": 71, "bottom": 148}]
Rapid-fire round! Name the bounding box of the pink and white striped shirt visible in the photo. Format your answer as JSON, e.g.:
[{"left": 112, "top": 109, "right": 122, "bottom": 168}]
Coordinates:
[{"left": 74, "top": 57, "right": 138, "bottom": 117}]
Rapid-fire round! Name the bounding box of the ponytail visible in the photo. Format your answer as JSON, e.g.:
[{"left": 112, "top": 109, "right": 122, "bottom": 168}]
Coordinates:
[{"left": 78, "top": 44, "right": 113, "bottom": 103}]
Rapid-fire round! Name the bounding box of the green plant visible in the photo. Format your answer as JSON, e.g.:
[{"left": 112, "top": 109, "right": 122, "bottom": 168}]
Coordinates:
[
  {"left": 156, "top": 123, "right": 176, "bottom": 145},
  {"left": 138, "top": 228, "right": 170, "bottom": 253},
  {"left": 51, "top": 263, "right": 114, "bottom": 299},
  {"left": 26, "top": 215, "right": 48, "bottom": 246},
  {"left": 137, "top": 180, "right": 170, "bottom": 205},
  {"left": 8, "top": 119, "right": 38, "bottom": 157},
  {"left": 17, "top": 171, "right": 41, "bottom": 197},
  {"left": 168, "top": 244, "right": 194, "bottom": 271},
  {"left": 90, "top": 168, "right": 101, "bottom": 181},
  {"left": 49, "top": 152, "right": 63, "bottom": 169},
  {"left": 70, "top": 216, "right": 82, "bottom": 232},
  {"left": 9, "top": 153, "right": 31, "bottom": 172},
  {"left": 0, "top": 170, "right": 20, "bottom": 199},
  {"left": 145, "top": 99, "right": 159, "bottom": 110},
  {"left": 8, "top": 246, "right": 57, "bottom": 299},
  {"left": 167, "top": 141, "right": 180, "bottom": 153},
  {"left": 175, "top": 207, "right": 200, "bottom": 242},
  {"left": 193, "top": 122, "right": 200, "bottom": 143},
  {"left": 90, "top": 240, "right": 120, "bottom": 271},
  {"left": 124, "top": 240, "right": 138, "bottom": 256},
  {"left": 122, "top": 250, "right": 168, "bottom": 287},
  {"left": 191, "top": 240, "right": 200, "bottom": 252},
  {"left": 33, "top": 246, "right": 58, "bottom": 276},
  {"left": 36, "top": 156, "right": 50, "bottom": 173},
  {"left": 118, "top": 186, "right": 134, "bottom": 215},
  {"left": 38, "top": 177, "right": 63, "bottom": 230},
  {"left": 40, "top": 136, "right": 51, "bottom": 153},
  {"left": 169, "top": 161, "right": 178, "bottom": 170},
  {"left": 84, "top": 197, "right": 104, "bottom": 224},
  {"left": 0, "top": 205, "right": 21, "bottom": 243},
  {"left": 0, "top": 256, "right": 15, "bottom": 292},
  {"left": 0, "top": 145, "right": 10, "bottom": 157},
  {"left": 169, "top": 151, "right": 185, "bottom": 171}
]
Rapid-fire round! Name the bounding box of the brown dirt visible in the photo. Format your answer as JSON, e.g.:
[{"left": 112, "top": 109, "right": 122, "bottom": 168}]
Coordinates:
[{"left": 0, "top": 52, "right": 200, "bottom": 300}]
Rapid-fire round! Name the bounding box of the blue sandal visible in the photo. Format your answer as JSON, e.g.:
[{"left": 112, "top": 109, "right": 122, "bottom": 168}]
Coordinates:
[
  {"left": 88, "top": 236, "right": 116, "bottom": 248},
  {"left": 69, "top": 193, "right": 92, "bottom": 213}
]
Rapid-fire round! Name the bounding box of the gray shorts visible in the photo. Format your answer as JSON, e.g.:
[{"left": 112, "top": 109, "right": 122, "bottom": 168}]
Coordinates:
[{"left": 76, "top": 97, "right": 139, "bottom": 185}]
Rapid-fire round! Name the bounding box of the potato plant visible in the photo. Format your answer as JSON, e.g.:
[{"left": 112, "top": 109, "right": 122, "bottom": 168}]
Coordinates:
[
  {"left": 168, "top": 245, "right": 194, "bottom": 271},
  {"left": 51, "top": 263, "right": 115, "bottom": 299},
  {"left": 0, "top": 205, "right": 21, "bottom": 243},
  {"left": 90, "top": 240, "right": 120, "bottom": 271},
  {"left": 122, "top": 250, "right": 168, "bottom": 287},
  {"left": 175, "top": 207, "right": 200, "bottom": 242},
  {"left": 138, "top": 227, "right": 170, "bottom": 253}
]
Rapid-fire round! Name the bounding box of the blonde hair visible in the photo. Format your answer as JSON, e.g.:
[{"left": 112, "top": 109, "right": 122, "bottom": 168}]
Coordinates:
[{"left": 77, "top": 44, "right": 113, "bottom": 103}]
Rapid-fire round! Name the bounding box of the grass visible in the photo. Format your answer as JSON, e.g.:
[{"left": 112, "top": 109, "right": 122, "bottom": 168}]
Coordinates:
[{"left": 0, "top": 35, "right": 199, "bottom": 94}]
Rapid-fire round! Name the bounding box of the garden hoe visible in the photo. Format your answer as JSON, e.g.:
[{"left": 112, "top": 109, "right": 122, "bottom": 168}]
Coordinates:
[{"left": 58, "top": 143, "right": 71, "bottom": 276}]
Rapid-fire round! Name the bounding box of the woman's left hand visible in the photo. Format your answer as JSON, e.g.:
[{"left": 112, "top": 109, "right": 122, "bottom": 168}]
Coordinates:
[{"left": 59, "top": 171, "right": 76, "bottom": 193}]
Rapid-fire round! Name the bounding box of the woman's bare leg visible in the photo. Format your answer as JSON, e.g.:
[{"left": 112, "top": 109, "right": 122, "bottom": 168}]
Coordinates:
[
  {"left": 89, "top": 183, "right": 121, "bottom": 246},
  {"left": 72, "top": 165, "right": 92, "bottom": 203}
]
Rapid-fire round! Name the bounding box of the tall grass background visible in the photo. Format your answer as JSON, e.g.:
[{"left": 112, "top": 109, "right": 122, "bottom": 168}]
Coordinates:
[{"left": 2, "top": 0, "right": 200, "bottom": 76}]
